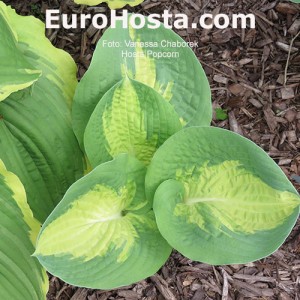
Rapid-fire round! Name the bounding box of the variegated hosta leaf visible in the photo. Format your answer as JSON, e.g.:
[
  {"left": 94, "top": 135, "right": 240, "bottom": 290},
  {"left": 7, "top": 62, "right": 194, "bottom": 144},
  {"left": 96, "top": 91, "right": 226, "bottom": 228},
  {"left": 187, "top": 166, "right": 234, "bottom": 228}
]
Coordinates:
[
  {"left": 84, "top": 77, "right": 182, "bottom": 167},
  {"left": 35, "top": 154, "right": 172, "bottom": 289},
  {"left": 146, "top": 127, "right": 300, "bottom": 264},
  {"left": 74, "top": 0, "right": 143, "bottom": 9},
  {"left": 0, "top": 160, "right": 48, "bottom": 299},
  {"left": 73, "top": 14, "right": 211, "bottom": 149},
  {"left": 0, "top": 6, "right": 41, "bottom": 101},
  {"left": 0, "top": 2, "right": 77, "bottom": 106},
  {"left": 0, "top": 2, "right": 84, "bottom": 222}
]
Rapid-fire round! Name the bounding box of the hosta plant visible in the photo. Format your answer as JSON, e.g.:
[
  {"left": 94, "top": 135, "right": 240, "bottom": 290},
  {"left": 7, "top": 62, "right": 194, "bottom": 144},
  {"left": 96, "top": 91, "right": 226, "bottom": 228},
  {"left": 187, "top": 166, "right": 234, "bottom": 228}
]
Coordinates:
[
  {"left": 33, "top": 15, "right": 213, "bottom": 289},
  {"left": 34, "top": 12, "right": 299, "bottom": 291},
  {"left": 1, "top": 1, "right": 299, "bottom": 295},
  {"left": 0, "top": 2, "right": 84, "bottom": 298},
  {"left": 35, "top": 126, "right": 300, "bottom": 289},
  {"left": 0, "top": 2, "right": 84, "bottom": 222}
]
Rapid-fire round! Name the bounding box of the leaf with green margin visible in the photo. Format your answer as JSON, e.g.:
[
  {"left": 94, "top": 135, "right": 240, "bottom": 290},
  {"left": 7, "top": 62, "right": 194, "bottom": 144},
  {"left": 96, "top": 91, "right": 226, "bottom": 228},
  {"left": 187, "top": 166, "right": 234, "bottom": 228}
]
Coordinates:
[
  {"left": 84, "top": 77, "right": 182, "bottom": 167},
  {"left": 34, "top": 154, "right": 172, "bottom": 289},
  {"left": 0, "top": 2, "right": 84, "bottom": 222},
  {"left": 72, "top": 14, "right": 211, "bottom": 149},
  {"left": 0, "top": 160, "right": 48, "bottom": 299},
  {"left": 146, "top": 126, "right": 300, "bottom": 265},
  {"left": 74, "top": 0, "right": 143, "bottom": 9},
  {"left": 0, "top": 7, "right": 41, "bottom": 101}
]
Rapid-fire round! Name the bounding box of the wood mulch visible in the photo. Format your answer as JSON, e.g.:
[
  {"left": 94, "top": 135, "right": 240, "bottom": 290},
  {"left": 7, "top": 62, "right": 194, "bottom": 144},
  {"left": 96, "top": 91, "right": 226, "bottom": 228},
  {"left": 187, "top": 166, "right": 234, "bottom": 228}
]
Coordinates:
[{"left": 4, "top": 0, "right": 300, "bottom": 299}]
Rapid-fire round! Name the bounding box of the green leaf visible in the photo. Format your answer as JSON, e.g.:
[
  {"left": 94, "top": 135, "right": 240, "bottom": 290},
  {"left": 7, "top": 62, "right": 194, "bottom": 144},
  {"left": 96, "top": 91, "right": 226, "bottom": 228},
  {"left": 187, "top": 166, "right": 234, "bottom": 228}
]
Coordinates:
[
  {"left": 73, "top": 14, "right": 211, "bottom": 149},
  {"left": 0, "top": 2, "right": 77, "bottom": 107},
  {"left": 84, "top": 77, "right": 182, "bottom": 167},
  {"left": 0, "top": 3, "right": 84, "bottom": 222},
  {"left": 35, "top": 154, "right": 172, "bottom": 289},
  {"left": 0, "top": 4, "right": 41, "bottom": 101},
  {"left": 215, "top": 108, "right": 228, "bottom": 121},
  {"left": 74, "top": 0, "right": 143, "bottom": 9},
  {"left": 146, "top": 126, "right": 300, "bottom": 264},
  {"left": 0, "top": 160, "right": 48, "bottom": 299}
]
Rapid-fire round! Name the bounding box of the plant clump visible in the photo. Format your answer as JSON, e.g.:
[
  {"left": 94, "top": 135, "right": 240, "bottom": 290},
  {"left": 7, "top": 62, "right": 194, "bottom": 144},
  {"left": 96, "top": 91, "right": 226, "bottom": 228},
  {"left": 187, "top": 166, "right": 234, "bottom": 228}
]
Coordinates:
[
  {"left": 36, "top": 15, "right": 300, "bottom": 289},
  {"left": 0, "top": 3, "right": 299, "bottom": 296}
]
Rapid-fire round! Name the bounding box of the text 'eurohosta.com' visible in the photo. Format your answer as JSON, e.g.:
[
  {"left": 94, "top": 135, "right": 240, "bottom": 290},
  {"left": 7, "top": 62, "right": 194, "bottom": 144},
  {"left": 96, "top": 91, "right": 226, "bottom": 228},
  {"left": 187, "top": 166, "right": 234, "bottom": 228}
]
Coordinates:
[{"left": 46, "top": 10, "right": 256, "bottom": 30}]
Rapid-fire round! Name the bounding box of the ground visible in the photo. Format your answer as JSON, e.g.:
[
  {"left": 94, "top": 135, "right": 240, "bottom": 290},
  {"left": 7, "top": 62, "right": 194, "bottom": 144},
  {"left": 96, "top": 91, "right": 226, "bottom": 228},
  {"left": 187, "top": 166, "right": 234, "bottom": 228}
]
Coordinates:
[{"left": 4, "top": 0, "right": 300, "bottom": 299}]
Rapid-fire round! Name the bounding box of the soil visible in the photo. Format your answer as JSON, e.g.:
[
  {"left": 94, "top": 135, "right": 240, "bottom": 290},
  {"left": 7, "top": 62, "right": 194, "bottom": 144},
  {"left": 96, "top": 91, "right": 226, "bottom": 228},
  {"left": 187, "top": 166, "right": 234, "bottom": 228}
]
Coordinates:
[{"left": 3, "top": 0, "right": 300, "bottom": 299}]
